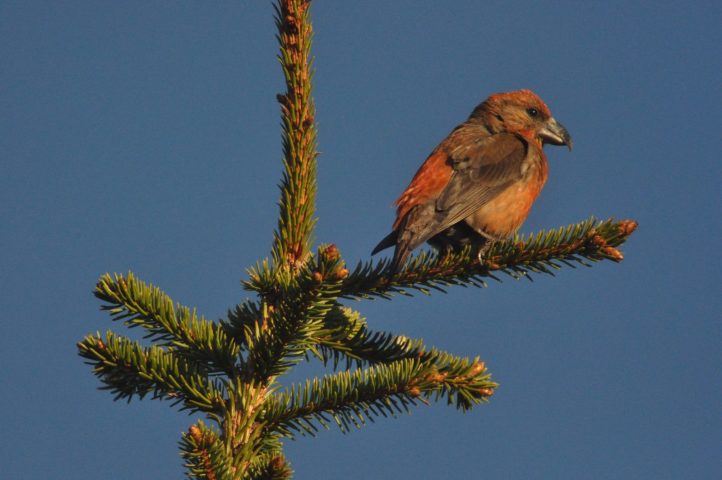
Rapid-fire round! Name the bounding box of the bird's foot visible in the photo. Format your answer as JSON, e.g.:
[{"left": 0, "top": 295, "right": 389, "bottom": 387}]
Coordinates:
[{"left": 475, "top": 241, "right": 493, "bottom": 264}]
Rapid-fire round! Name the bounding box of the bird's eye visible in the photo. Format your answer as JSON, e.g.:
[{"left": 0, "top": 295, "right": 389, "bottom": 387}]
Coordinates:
[{"left": 527, "top": 108, "right": 539, "bottom": 118}]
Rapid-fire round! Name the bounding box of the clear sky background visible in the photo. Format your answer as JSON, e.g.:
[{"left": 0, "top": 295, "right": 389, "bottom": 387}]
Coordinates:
[{"left": 2, "top": 1, "right": 720, "bottom": 478}]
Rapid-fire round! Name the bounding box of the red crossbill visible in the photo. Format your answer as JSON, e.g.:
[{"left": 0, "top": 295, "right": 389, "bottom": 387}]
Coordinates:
[{"left": 372, "top": 89, "right": 572, "bottom": 271}]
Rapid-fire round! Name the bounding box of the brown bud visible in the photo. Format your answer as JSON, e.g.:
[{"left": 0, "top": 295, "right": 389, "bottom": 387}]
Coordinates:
[
  {"left": 479, "top": 388, "right": 495, "bottom": 397},
  {"left": 408, "top": 386, "right": 421, "bottom": 397},
  {"left": 591, "top": 235, "right": 607, "bottom": 247},
  {"left": 425, "top": 372, "right": 447, "bottom": 383},
  {"left": 468, "top": 362, "right": 486, "bottom": 376},
  {"left": 334, "top": 267, "right": 349, "bottom": 280},
  {"left": 270, "top": 456, "right": 286, "bottom": 471},
  {"left": 312, "top": 271, "right": 323, "bottom": 282},
  {"left": 189, "top": 425, "right": 203, "bottom": 443},
  {"left": 602, "top": 246, "right": 624, "bottom": 262},
  {"left": 322, "top": 244, "right": 340, "bottom": 261},
  {"left": 96, "top": 339, "right": 106, "bottom": 351},
  {"left": 618, "top": 219, "right": 639, "bottom": 236}
]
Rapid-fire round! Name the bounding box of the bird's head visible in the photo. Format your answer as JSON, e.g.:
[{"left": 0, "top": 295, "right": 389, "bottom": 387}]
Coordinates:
[{"left": 471, "top": 89, "right": 572, "bottom": 150}]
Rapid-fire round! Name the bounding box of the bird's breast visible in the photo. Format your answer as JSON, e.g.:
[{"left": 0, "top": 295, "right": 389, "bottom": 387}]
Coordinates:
[{"left": 466, "top": 154, "right": 548, "bottom": 238}]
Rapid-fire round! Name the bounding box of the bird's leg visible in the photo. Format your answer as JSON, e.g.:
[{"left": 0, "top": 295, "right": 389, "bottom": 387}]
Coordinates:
[
  {"left": 474, "top": 240, "right": 493, "bottom": 264},
  {"left": 428, "top": 221, "right": 494, "bottom": 264}
]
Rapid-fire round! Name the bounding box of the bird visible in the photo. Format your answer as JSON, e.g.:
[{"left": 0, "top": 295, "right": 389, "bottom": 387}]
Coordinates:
[{"left": 372, "top": 89, "right": 572, "bottom": 272}]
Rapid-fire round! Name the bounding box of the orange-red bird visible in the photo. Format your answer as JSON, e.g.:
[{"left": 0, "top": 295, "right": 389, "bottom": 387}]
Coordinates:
[{"left": 372, "top": 89, "right": 572, "bottom": 271}]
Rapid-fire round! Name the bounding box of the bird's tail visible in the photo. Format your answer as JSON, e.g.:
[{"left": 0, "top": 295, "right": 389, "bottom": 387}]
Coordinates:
[
  {"left": 371, "top": 230, "right": 398, "bottom": 255},
  {"left": 371, "top": 229, "right": 412, "bottom": 274},
  {"left": 371, "top": 230, "right": 410, "bottom": 274},
  {"left": 389, "top": 245, "right": 410, "bottom": 274}
]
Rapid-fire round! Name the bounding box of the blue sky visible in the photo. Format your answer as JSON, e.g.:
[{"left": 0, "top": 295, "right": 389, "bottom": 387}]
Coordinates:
[{"left": 2, "top": 1, "right": 720, "bottom": 478}]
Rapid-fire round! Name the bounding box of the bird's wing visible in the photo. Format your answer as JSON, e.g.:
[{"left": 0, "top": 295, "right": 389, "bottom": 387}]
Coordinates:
[
  {"left": 430, "top": 132, "right": 528, "bottom": 236},
  {"left": 393, "top": 148, "right": 454, "bottom": 230}
]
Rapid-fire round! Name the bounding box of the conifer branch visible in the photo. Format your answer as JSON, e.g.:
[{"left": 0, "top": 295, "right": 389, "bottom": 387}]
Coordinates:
[
  {"left": 272, "top": 0, "right": 317, "bottom": 270},
  {"left": 222, "top": 302, "right": 423, "bottom": 371},
  {"left": 181, "top": 422, "right": 234, "bottom": 480},
  {"left": 245, "top": 246, "right": 346, "bottom": 381},
  {"left": 262, "top": 356, "right": 495, "bottom": 438},
  {"left": 264, "top": 359, "right": 427, "bottom": 437},
  {"left": 77, "top": 332, "right": 225, "bottom": 415},
  {"left": 245, "top": 453, "right": 293, "bottom": 480},
  {"left": 311, "top": 305, "right": 427, "bottom": 369},
  {"left": 221, "top": 299, "right": 262, "bottom": 350},
  {"left": 343, "top": 218, "right": 638, "bottom": 299},
  {"left": 94, "top": 272, "right": 241, "bottom": 376},
  {"left": 221, "top": 379, "right": 286, "bottom": 478}
]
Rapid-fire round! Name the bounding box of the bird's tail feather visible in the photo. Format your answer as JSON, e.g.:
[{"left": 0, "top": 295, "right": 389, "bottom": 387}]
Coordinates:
[
  {"left": 389, "top": 245, "right": 410, "bottom": 274},
  {"left": 372, "top": 230, "right": 409, "bottom": 274},
  {"left": 371, "top": 230, "right": 398, "bottom": 255}
]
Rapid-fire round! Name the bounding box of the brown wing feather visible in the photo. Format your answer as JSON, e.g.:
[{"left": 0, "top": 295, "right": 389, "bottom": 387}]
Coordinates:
[
  {"left": 416, "top": 133, "right": 528, "bottom": 245},
  {"left": 393, "top": 148, "right": 453, "bottom": 230}
]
